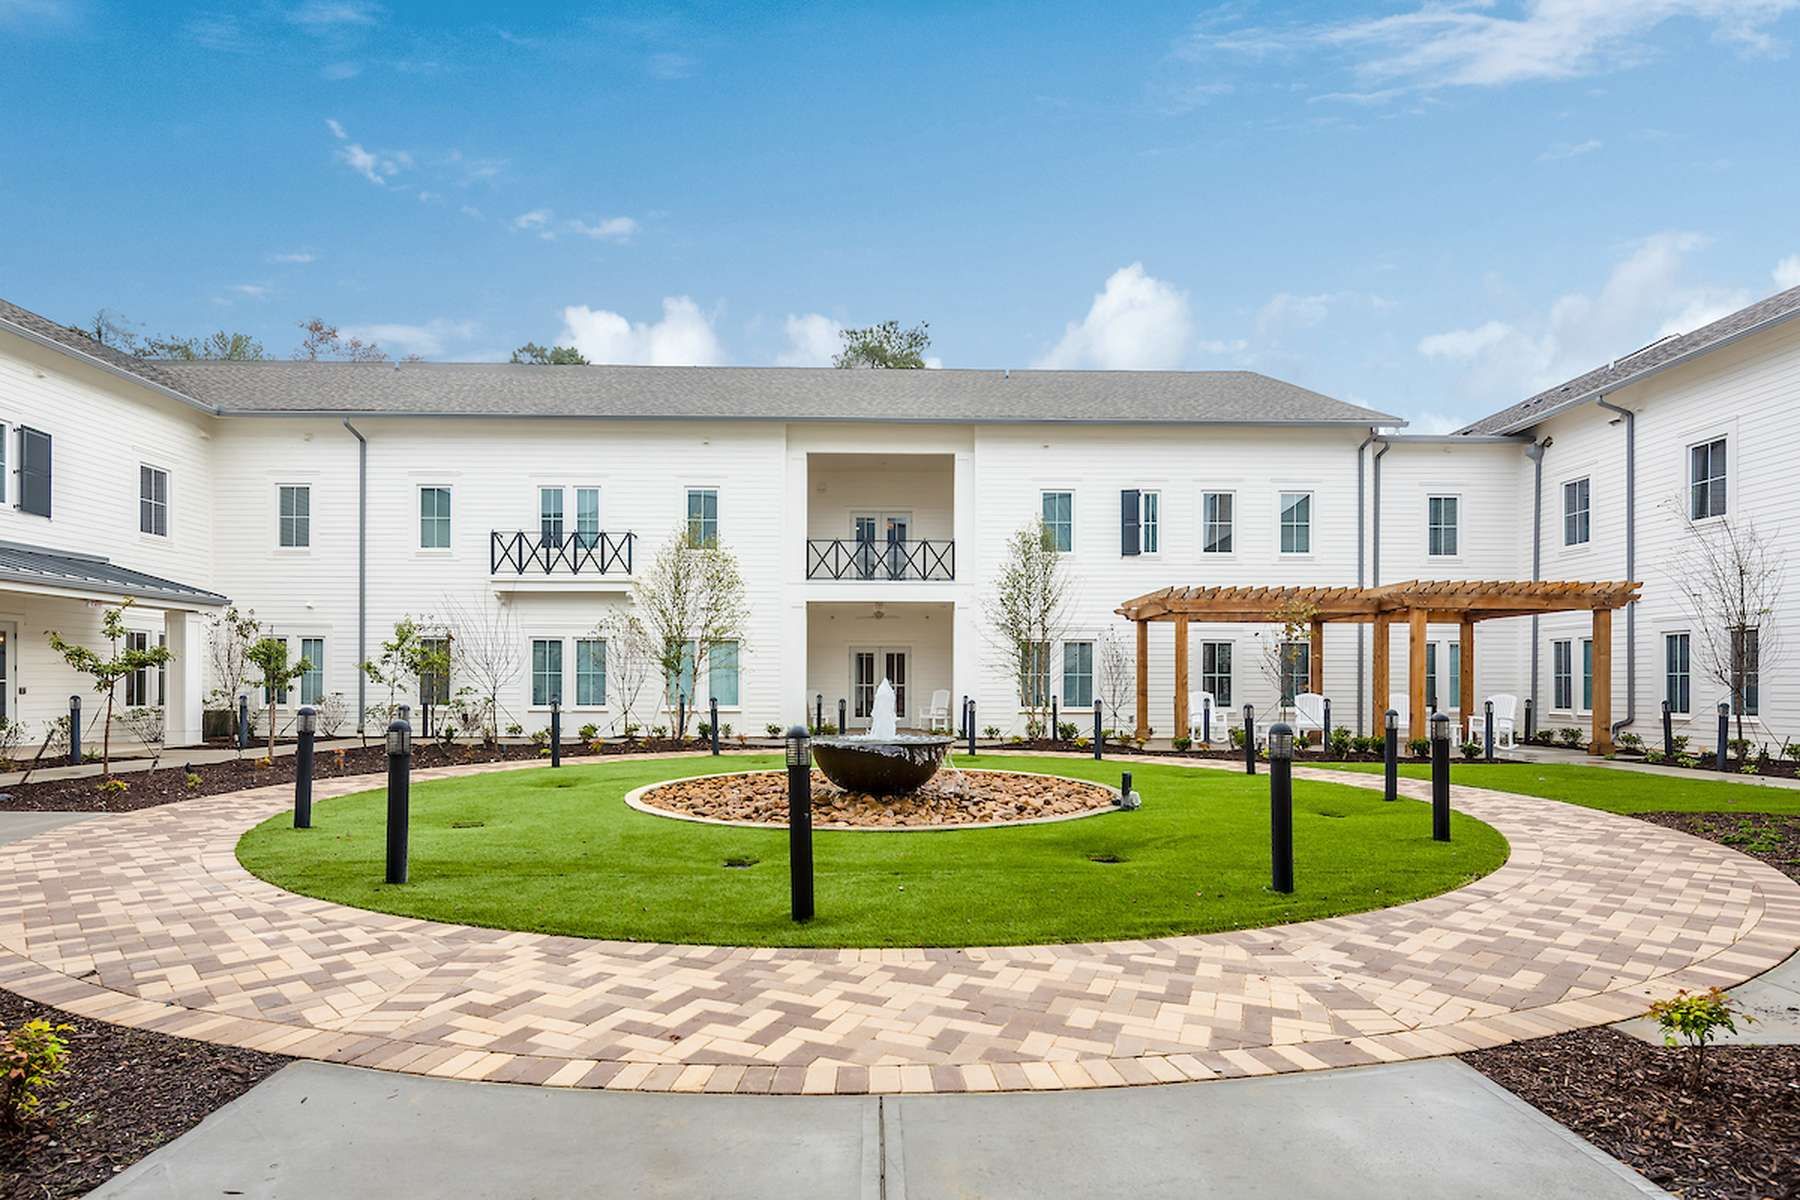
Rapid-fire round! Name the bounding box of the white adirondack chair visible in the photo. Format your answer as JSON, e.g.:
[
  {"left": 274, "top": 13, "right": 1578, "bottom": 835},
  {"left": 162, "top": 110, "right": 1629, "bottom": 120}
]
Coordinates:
[
  {"left": 1292, "top": 693, "right": 1328, "bottom": 742},
  {"left": 1467, "top": 694, "right": 1518, "bottom": 748},
  {"left": 922, "top": 689, "right": 953, "bottom": 733},
  {"left": 1188, "top": 691, "right": 1219, "bottom": 742}
]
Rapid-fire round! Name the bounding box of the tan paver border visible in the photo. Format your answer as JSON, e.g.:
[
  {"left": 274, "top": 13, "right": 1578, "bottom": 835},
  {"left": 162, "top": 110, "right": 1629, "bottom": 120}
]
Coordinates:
[{"left": 0, "top": 752, "right": 1794, "bottom": 1095}]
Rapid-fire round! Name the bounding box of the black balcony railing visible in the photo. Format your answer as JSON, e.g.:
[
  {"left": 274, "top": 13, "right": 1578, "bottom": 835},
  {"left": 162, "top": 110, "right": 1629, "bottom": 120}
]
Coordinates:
[
  {"left": 806, "top": 538, "right": 954, "bottom": 581},
  {"left": 491, "top": 530, "right": 635, "bottom": 576}
]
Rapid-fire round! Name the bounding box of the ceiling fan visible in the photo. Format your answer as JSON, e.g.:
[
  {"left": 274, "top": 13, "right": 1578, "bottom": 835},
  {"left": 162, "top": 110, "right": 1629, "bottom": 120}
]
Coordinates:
[{"left": 854, "top": 606, "right": 889, "bottom": 621}]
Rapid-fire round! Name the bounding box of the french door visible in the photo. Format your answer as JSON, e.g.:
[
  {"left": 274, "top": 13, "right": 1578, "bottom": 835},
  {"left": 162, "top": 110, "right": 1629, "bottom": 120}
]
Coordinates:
[
  {"left": 852, "top": 512, "right": 911, "bottom": 579},
  {"left": 850, "top": 647, "right": 910, "bottom": 726}
]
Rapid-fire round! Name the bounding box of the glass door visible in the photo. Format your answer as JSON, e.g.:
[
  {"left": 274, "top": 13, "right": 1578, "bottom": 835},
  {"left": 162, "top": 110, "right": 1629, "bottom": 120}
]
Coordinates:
[
  {"left": 853, "top": 515, "right": 879, "bottom": 579},
  {"left": 883, "top": 515, "right": 910, "bottom": 579},
  {"left": 851, "top": 650, "right": 878, "bottom": 725},
  {"left": 0, "top": 623, "right": 11, "bottom": 722},
  {"left": 883, "top": 649, "right": 908, "bottom": 718}
]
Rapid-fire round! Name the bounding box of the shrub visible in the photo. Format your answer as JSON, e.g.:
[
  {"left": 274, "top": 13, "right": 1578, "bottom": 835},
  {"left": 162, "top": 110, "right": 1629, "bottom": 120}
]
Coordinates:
[
  {"left": 1727, "top": 737, "right": 1751, "bottom": 761},
  {"left": 1407, "top": 736, "right": 1430, "bottom": 759},
  {"left": 1228, "top": 728, "right": 1247, "bottom": 749},
  {"left": 1784, "top": 742, "right": 1800, "bottom": 762},
  {"left": 0, "top": 1018, "right": 73, "bottom": 1130},
  {"left": 505, "top": 722, "right": 524, "bottom": 737},
  {"left": 1057, "top": 721, "right": 1079, "bottom": 741},
  {"left": 1328, "top": 727, "right": 1352, "bottom": 758},
  {"left": 1024, "top": 719, "right": 1045, "bottom": 740},
  {"left": 1557, "top": 727, "right": 1583, "bottom": 748},
  {"left": 1617, "top": 731, "right": 1643, "bottom": 752},
  {"left": 622, "top": 723, "right": 640, "bottom": 739},
  {"left": 1644, "top": 749, "right": 1665, "bottom": 765},
  {"left": 1740, "top": 763, "right": 1760, "bottom": 776},
  {"left": 96, "top": 777, "right": 129, "bottom": 797},
  {"left": 818, "top": 722, "right": 838, "bottom": 736},
  {"left": 765, "top": 723, "right": 782, "bottom": 738},
  {"left": 982, "top": 725, "right": 1000, "bottom": 739},
  {"left": 1646, "top": 987, "right": 1749, "bottom": 1087},
  {"left": 1171, "top": 736, "right": 1192, "bottom": 751},
  {"left": 651, "top": 725, "right": 668, "bottom": 739},
  {"left": 184, "top": 771, "right": 203, "bottom": 790},
  {"left": 1459, "top": 740, "right": 1482, "bottom": 760},
  {"left": 530, "top": 728, "right": 550, "bottom": 747},
  {"left": 1074, "top": 737, "right": 1090, "bottom": 750},
  {"left": 1353, "top": 734, "right": 1383, "bottom": 756},
  {"left": 578, "top": 723, "right": 599, "bottom": 741},
  {"left": 1671, "top": 734, "right": 1690, "bottom": 753},
  {"left": 697, "top": 721, "right": 712, "bottom": 739},
  {"left": 1675, "top": 753, "right": 1700, "bottom": 769}
]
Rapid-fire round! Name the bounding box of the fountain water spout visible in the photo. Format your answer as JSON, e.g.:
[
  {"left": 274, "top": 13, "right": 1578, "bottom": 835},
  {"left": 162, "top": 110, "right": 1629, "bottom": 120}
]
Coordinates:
[{"left": 869, "top": 679, "right": 899, "bottom": 740}]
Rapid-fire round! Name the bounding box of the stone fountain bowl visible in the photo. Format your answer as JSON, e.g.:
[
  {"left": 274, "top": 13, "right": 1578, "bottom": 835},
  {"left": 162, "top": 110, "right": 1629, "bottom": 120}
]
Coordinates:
[{"left": 811, "top": 735, "right": 956, "bottom": 798}]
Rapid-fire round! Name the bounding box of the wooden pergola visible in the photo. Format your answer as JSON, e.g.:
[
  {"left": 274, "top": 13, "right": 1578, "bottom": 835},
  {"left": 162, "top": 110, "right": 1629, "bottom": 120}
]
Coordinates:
[{"left": 1115, "top": 578, "right": 1641, "bottom": 753}]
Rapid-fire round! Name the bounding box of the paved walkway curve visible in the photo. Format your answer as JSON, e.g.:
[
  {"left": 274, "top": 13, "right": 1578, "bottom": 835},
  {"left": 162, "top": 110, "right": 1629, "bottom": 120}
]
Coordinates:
[{"left": 0, "top": 754, "right": 1795, "bottom": 1096}]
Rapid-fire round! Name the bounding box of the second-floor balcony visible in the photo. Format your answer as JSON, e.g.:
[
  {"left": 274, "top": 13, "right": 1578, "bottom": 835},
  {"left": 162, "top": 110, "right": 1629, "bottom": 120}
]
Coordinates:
[
  {"left": 806, "top": 538, "right": 954, "bottom": 581},
  {"left": 491, "top": 529, "right": 635, "bottom": 576}
]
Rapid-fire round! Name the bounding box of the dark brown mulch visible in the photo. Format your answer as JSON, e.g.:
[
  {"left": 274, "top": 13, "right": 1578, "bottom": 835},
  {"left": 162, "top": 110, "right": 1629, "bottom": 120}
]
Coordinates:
[
  {"left": 0, "top": 738, "right": 756, "bottom": 814},
  {"left": 1631, "top": 811, "right": 1800, "bottom": 885},
  {"left": 0, "top": 989, "right": 290, "bottom": 1198},
  {"left": 641, "top": 768, "right": 1115, "bottom": 827},
  {"left": 1464, "top": 1026, "right": 1799, "bottom": 1200}
]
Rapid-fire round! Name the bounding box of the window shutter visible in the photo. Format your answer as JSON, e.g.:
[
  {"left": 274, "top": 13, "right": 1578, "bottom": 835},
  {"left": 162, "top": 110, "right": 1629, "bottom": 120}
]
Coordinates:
[
  {"left": 1120, "top": 489, "right": 1140, "bottom": 556},
  {"left": 18, "top": 427, "right": 51, "bottom": 518}
]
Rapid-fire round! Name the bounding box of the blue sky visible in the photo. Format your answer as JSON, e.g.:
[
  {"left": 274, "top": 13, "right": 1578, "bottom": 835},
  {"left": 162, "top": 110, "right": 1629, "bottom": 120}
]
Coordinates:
[{"left": 4, "top": 0, "right": 1798, "bottom": 428}]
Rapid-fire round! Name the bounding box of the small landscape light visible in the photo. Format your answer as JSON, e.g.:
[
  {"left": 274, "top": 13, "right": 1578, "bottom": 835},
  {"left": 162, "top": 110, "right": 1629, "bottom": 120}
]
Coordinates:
[
  {"left": 295, "top": 705, "right": 318, "bottom": 736},
  {"left": 786, "top": 723, "right": 811, "bottom": 768},
  {"left": 387, "top": 718, "right": 412, "bottom": 757},
  {"left": 1385, "top": 709, "right": 1398, "bottom": 732},
  {"left": 1268, "top": 722, "right": 1294, "bottom": 761},
  {"left": 1430, "top": 711, "right": 1451, "bottom": 744}
]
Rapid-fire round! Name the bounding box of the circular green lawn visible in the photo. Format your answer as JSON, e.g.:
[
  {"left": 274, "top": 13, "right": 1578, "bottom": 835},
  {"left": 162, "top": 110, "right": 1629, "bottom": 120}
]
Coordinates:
[{"left": 235, "top": 754, "right": 1508, "bottom": 948}]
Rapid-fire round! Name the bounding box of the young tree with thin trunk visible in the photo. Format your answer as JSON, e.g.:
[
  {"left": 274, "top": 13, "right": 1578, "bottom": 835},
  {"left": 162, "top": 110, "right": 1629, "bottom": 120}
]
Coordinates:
[
  {"left": 1255, "top": 598, "right": 1319, "bottom": 721},
  {"left": 1096, "top": 627, "right": 1134, "bottom": 734},
  {"left": 984, "top": 518, "right": 1073, "bottom": 735},
  {"left": 247, "top": 637, "right": 310, "bottom": 760},
  {"left": 628, "top": 527, "right": 752, "bottom": 737},
  {"left": 1665, "top": 499, "right": 1786, "bottom": 745},
  {"left": 437, "top": 595, "right": 521, "bottom": 745},
  {"left": 45, "top": 600, "right": 172, "bottom": 778},
  {"left": 595, "top": 611, "right": 655, "bottom": 737},
  {"left": 205, "top": 605, "right": 261, "bottom": 713}
]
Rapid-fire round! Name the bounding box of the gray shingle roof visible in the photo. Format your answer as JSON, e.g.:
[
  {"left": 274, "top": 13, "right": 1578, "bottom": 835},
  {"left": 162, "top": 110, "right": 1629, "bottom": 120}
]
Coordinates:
[
  {"left": 0, "top": 298, "right": 186, "bottom": 398},
  {"left": 1459, "top": 284, "right": 1800, "bottom": 436},
  {"left": 0, "top": 541, "right": 226, "bottom": 607},
  {"left": 149, "top": 360, "right": 1400, "bottom": 425}
]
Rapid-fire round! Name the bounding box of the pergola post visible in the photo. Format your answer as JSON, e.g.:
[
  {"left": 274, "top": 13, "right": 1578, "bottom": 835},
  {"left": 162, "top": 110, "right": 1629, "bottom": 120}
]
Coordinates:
[
  {"left": 1591, "top": 607, "right": 1613, "bottom": 755},
  {"left": 1308, "top": 621, "right": 1325, "bottom": 695},
  {"left": 1173, "top": 617, "right": 1189, "bottom": 742},
  {"left": 1135, "top": 619, "right": 1149, "bottom": 741},
  {"left": 1408, "top": 607, "right": 1428, "bottom": 742},
  {"left": 1458, "top": 618, "right": 1476, "bottom": 727},
  {"left": 1371, "top": 616, "right": 1390, "bottom": 719}
]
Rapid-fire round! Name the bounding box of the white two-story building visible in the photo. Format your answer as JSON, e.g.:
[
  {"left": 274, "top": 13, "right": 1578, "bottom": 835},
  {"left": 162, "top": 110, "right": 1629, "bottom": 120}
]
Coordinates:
[{"left": 1, "top": 284, "right": 1795, "bottom": 753}]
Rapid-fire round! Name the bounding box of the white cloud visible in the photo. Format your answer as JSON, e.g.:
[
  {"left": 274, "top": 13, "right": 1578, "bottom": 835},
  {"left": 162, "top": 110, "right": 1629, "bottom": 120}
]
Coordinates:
[
  {"left": 1405, "top": 411, "right": 1467, "bottom": 435},
  {"left": 1776, "top": 255, "right": 1800, "bottom": 290},
  {"left": 287, "top": 2, "right": 383, "bottom": 29},
  {"left": 1540, "top": 138, "right": 1603, "bottom": 161},
  {"left": 558, "top": 297, "right": 725, "bottom": 366},
  {"left": 775, "top": 313, "right": 841, "bottom": 367},
  {"left": 511, "top": 209, "right": 553, "bottom": 233},
  {"left": 1416, "top": 231, "right": 1751, "bottom": 406},
  {"left": 324, "top": 118, "right": 408, "bottom": 186},
  {"left": 567, "top": 216, "right": 639, "bottom": 241},
  {"left": 1035, "top": 263, "right": 1194, "bottom": 370},
  {"left": 325, "top": 117, "right": 347, "bottom": 140},
  {"left": 459, "top": 205, "right": 484, "bottom": 219},
  {"left": 340, "top": 318, "right": 476, "bottom": 358},
  {"left": 267, "top": 250, "right": 316, "bottom": 264},
  {"left": 228, "top": 283, "right": 271, "bottom": 299}
]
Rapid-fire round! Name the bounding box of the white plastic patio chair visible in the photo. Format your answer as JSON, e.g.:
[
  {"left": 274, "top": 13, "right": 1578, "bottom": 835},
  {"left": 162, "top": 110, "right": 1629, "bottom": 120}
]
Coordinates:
[
  {"left": 1292, "top": 693, "right": 1328, "bottom": 742},
  {"left": 1467, "top": 694, "right": 1517, "bottom": 748},
  {"left": 1188, "top": 691, "right": 1219, "bottom": 742},
  {"left": 922, "top": 689, "right": 953, "bottom": 733}
]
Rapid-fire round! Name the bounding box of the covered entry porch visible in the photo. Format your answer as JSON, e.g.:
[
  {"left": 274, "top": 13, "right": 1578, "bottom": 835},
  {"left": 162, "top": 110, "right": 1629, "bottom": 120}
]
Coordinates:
[
  {"left": 805, "top": 600, "right": 955, "bottom": 732},
  {"left": 1116, "top": 579, "right": 1640, "bottom": 754}
]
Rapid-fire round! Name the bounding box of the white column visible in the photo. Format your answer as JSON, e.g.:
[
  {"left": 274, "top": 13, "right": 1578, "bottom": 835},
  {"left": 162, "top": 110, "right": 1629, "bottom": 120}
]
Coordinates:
[{"left": 163, "top": 608, "right": 206, "bottom": 748}]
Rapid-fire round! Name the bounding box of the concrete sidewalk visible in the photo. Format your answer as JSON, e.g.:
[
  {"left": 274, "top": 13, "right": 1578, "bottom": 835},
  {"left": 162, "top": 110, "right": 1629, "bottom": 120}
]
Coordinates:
[{"left": 93, "top": 1058, "right": 1666, "bottom": 1200}]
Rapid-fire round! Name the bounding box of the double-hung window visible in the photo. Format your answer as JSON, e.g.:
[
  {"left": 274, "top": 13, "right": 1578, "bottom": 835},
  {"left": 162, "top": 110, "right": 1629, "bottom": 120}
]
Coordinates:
[
  {"left": 419, "top": 637, "right": 450, "bottom": 706},
  {"left": 139, "top": 466, "right": 168, "bottom": 537},
  {"left": 1664, "top": 633, "right": 1691, "bottom": 716},
  {"left": 1279, "top": 491, "right": 1311, "bottom": 554},
  {"left": 709, "top": 641, "right": 740, "bottom": 707},
  {"left": 419, "top": 487, "right": 451, "bottom": 549},
  {"left": 576, "top": 487, "right": 601, "bottom": 549},
  {"left": 1425, "top": 643, "right": 1439, "bottom": 711},
  {"left": 1200, "top": 641, "right": 1232, "bottom": 707},
  {"left": 539, "top": 487, "right": 564, "bottom": 546},
  {"left": 1427, "top": 495, "right": 1458, "bottom": 557},
  {"left": 124, "top": 631, "right": 165, "bottom": 707},
  {"left": 1731, "top": 626, "right": 1760, "bottom": 716},
  {"left": 1202, "top": 491, "right": 1233, "bottom": 554},
  {"left": 1563, "top": 478, "right": 1590, "bottom": 546},
  {"left": 576, "top": 638, "right": 607, "bottom": 706},
  {"left": 300, "top": 637, "right": 325, "bottom": 705},
  {"left": 686, "top": 488, "right": 718, "bottom": 544},
  {"left": 1139, "top": 491, "right": 1159, "bottom": 554},
  {"left": 1552, "top": 640, "right": 1573, "bottom": 711},
  {"left": 531, "top": 638, "right": 563, "bottom": 706},
  {"left": 1689, "top": 437, "right": 1727, "bottom": 520},
  {"left": 1581, "top": 638, "right": 1594, "bottom": 712},
  {"left": 278, "top": 485, "right": 310, "bottom": 548},
  {"left": 1061, "top": 641, "right": 1093, "bottom": 708},
  {"left": 1041, "top": 491, "right": 1073, "bottom": 552}
]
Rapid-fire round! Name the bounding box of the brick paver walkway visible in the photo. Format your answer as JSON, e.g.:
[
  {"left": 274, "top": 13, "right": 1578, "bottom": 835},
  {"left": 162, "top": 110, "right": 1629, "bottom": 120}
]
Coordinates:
[{"left": 0, "top": 756, "right": 1795, "bottom": 1095}]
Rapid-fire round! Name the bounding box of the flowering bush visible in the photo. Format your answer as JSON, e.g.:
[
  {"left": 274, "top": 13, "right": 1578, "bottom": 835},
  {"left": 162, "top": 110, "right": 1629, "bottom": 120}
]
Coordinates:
[{"left": 1, "top": 1018, "right": 73, "bottom": 1130}]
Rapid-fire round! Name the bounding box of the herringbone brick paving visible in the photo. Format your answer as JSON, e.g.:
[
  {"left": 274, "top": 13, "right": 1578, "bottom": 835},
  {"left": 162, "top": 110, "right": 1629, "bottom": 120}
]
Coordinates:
[{"left": 0, "top": 753, "right": 1793, "bottom": 1094}]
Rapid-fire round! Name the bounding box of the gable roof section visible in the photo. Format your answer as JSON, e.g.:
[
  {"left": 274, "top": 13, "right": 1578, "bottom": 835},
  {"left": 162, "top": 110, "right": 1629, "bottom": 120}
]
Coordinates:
[
  {"left": 0, "top": 298, "right": 192, "bottom": 402},
  {"left": 1460, "top": 284, "right": 1800, "bottom": 436},
  {"left": 153, "top": 360, "right": 1402, "bottom": 425}
]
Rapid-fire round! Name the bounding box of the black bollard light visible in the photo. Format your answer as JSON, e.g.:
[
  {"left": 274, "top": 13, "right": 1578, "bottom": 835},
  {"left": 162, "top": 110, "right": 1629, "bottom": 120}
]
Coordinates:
[
  {"left": 960, "top": 695, "right": 969, "bottom": 739},
  {"left": 1484, "top": 700, "right": 1495, "bottom": 763},
  {"left": 1383, "top": 708, "right": 1399, "bottom": 801},
  {"left": 1662, "top": 699, "right": 1674, "bottom": 759},
  {"left": 237, "top": 692, "right": 250, "bottom": 752},
  {"left": 293, "top": 705, "right": 317, "bottom": 828},
  {"left": 786, "top": 725, "right": 814, "bottom": 922},
  {"left": 1322, "top": 698, "right": 1332, "bottom": 758},
  {"left": 68, "top": 695, "right": 82, "bottom": 766},
  {"left": 677, "top": 692, "right": 686, "bottom": 740},
  {"left": 1430, "top": 711, "right": 1452, "bottom": 842},
  {"left": 1050, "top": 695, "right": 1059, "bottom": 742},
  {"left": 711, "top": 696, "right": 721, "bottom": 756},
  {"left": 1201, "top": 696, "right": 1212, "bottom": 746},
  {"left": 1243, "top": 704, "right": 1256, "bottom": 775},
  {"left": 967, "top": 700, "right": 977, "bottom": 758},
  {"left": 1716, "top": 702, "right": 1730, "bottom": 770},
  {"left": 1119, "top": 770, "right": 1134, "bottom": 809},
  {"left": 815, "top": 693, "right": 823, "bottom": 735},
  {"left": 550, "top": 699, "right": 562, "bottom": 768},
  {"left": 1268, "top": 722, "right": 1295, "bottom": 894},
  {"left": 1524, "top": 696, "right": 1535, "bottom": 742},
  {"left": 384, "top": 718, "right": 412, "bottom": 885},
  {"left": 837, "top": 698, "right": 847, "bottom": 737},
  {"left": 1093, "top": 699, "right": 1103, "bottom": 761}
]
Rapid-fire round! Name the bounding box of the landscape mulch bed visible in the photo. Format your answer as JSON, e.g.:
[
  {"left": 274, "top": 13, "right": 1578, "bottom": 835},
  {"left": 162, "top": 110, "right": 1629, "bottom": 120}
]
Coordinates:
[
  {"left": 0, "top": 738, "right": 762, "bottom": 814},
  {"left": 1631, "top": 811, "right": 1800, "bottom": 885},
  {"left": 640, "top": 768, "right": 1116, "bottom": 827},
  {"left": 1464, "top": 1026, "right": 1799, "bottom": 1200},
  {"left": 0, "top": 988, "right": 290, "bottom": 1199}
]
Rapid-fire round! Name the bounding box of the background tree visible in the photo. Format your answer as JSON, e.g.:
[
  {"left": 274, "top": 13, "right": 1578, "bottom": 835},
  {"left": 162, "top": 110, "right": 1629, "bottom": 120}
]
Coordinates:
[
  {"left": 71, "top": 309, "right": 141, "bottom": 353},
  {"left": 1254, "top": 598, "right": 1319, "bottom": 720},
  {"left": 437, "top": 595, "right": 520, "bottom": 744},
  {"left": 627, "top": 527, "right": 751, "bottom": 737},
  {"left": 247, "top": 637, "right": 309, "bottom": 760},
  {"left": 140, "top": 331, "right": 266, "bottom": 360},
  {"left": 595, "top": 611, "right": 655, "bottom": 736},
  {"left": 360, "top": 616, "right": 448, "bottom": 726},
  {"left": 1666, "top": 499, "right": 1786, "bottom": 744},
  {"left": 1096, "top": 627, "right": 1134, "bottom": 734},
  {"left": 205, "top": 605, "right": 261, "bottom": 713},
  {"left": 510, "top": 341, "right": 590, "bottom": 365},
  {"left": 294, "top": 318, "right": 388, "bottom": 362},
  {"left": 46, "top": 600, "right": 173, "bottom": 777},
  {"left": 833, "top": 320, "right": 930, "bottom": 369},
  {"left": 984, "top": 518, "right": 1073, "bottom": 734}
]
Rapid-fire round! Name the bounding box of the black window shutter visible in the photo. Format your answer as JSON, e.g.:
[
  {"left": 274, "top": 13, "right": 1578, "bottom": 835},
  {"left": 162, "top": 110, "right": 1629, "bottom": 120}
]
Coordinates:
[
  {"left": 1120, "top": 489, "right": 1140, "bottom": 556},
  {"left": 18, "top": 427, "right": 51, "bottom": 518}
]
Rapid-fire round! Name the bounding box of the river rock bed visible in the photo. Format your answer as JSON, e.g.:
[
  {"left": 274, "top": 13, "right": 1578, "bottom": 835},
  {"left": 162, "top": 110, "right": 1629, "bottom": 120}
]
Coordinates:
[{"left": 638, "top": 769, "right": 1116, "bottom": 828}]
